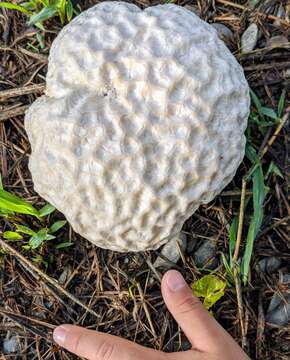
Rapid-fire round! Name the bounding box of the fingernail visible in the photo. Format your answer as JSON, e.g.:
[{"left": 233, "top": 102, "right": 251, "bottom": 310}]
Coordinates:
[
  {"left": 53, "top": 326, "right": 67, "bottom": 345},
  {"left": 166, "top": 270, "right": 187, "bottom": 292}
]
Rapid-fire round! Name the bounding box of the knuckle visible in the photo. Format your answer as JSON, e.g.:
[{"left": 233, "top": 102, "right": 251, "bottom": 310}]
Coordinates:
[
  {"left": 178, "top": 294, "right": 202, "bottom": 315},
  {"left": 93, "top": 340, "right": 116, "bottom": 360}
]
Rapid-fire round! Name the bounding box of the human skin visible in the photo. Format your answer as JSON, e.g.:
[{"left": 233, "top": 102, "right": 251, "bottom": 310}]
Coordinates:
[{"left": 53, "top": 270, "right": 250, "bottom": 360}]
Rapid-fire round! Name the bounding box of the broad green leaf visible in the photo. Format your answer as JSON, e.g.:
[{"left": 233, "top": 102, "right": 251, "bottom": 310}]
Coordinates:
[
  {"left": 50, "top": 220, "right": 67, "bottom": 233},
  {"left": 192, "top": 275, "right": 226, "bottom": 309},
  {"left": 3, "top": 231, "right": 23, "bottom": 240},
  {"left": 0, "top": 189, "right": 40, "bottom": 218},
  {"left": 15, "top": 224, "right": 35, "bottom": 236},
  {"left": 0, "top": 2, "right": 31, "bottom": 14},
  {"left": 55, "top": 241, "right": 74, "bottom": 249},
  {"left": 28, "top": 5, "right": 56, "bottom": 25},
  {"left": 39, "top": 203, "right": 55, "bottom": 217}
]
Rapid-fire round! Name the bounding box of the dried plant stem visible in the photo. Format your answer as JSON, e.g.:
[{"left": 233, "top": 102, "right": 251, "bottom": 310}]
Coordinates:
[
  {"left": 0, "top": 83, "right": 45, "bottom": 101},
  {"left": 233, "top": 179, "right": 247, "bottom": 261},
  {"left": 0, "top": 105, "right": 29, "bottom": 122},
  {"left": 0, "top": 238, "right": 101, "bottom": 319},
  {"left": 136, "top": 282, "right": 157, "bottom": 338},
  {"left": 233, "top": 267, "right": 246, "bottom": 349},
  {"left": 259, "top": 107, "right": 290, "bottom": 159}
]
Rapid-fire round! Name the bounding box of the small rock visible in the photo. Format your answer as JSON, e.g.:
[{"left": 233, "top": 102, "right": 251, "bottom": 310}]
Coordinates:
[
  {"left": 211, "top": 23, "right": 234, "bottom": 47},
  {"left": 266, "top": 273, "right": 290, "bottom": 326},
  {"left": 257, "top": 257, "right": 281, "bottom": 274},
  {"left": 3, "top": 336, "right": 20, "bottom": 354},
  {"left": 266, "top": 35, "right": 289, "bottom": 48},
  {"left": 58, "top": 266, "right": 72, "bottom": 285},
  {"left": 187, "top": 235, "right": 198, "bottom": 254},
  {"left": 154, "top": 233, "right": 187, "bottom": 268},
  {"left": 241, "top": 23, "right": 259, "bottom": 53},
  {"left": 193, "top": 240, "right": 218, "bottom": 270},
  {"left": 184, "top": 5, "right": 201, "bottom": 17}
]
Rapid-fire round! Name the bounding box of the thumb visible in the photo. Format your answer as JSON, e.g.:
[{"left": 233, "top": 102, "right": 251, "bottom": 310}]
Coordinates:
[
  {"left": 161, "top": 270, "right": 247, "bottom": 357},
  {"left": 53, "top": 324, "right": 166, "bottom": 360}
]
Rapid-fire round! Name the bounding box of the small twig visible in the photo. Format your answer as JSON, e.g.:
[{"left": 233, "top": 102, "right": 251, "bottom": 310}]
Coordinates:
[
  {"left": 0, "top": 308, "right": 55, "bottom": 330},
  {"left": 243, "top": 61, "right": 290, "bottom": 72},
  {"left": 233, "top": 179, "right": 247, "bottom": 262},
  {"left": 233, "top": 267, "right": 246, "bottom": 349},
  {"left": 0, "top": 238, "right": 101, "bottom": 319},
  {"left": 136, "top": 282, "right": 157, "bottom": 338},
  {"left": 0, "top": 105, "right": 29, "bottom": 122},
  {"left": 259, "top": 107, "right": 290, "bottom": 159},
  {"left": 0, "top": 83, "right": 45, "bottom": 101}
]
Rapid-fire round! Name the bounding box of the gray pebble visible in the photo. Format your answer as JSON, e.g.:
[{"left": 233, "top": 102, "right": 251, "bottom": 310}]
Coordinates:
[
  {"left": 3, "top": 336, "right": 20, "bottom": 354},
  {"left": 241, "top": 23, "right": 259, "bottom": 53},
  {"left": 266, "top": 35, "right": 289, "bottom": 48},
  {"left": 154, "top": 233, "right": 187, "bottom": 269},
  {"left": 257, "top": 257, "right": 281, "bottom": 274},
  {"left": 266, "top": 273, "right": 290, "bottom": 326},
  {"left": 193, "top": 240, "right": 218, "bottom": 270}
]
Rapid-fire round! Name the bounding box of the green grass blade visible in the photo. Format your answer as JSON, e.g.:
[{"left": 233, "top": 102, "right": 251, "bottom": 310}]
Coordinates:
[
  {"left": 39, "top": 203, "right": 55, "bottom": 217},
  {"left": 28, "top": 5, "right": 56, "bottom": 25},
  {"left": 278, "top": 90, "right": 286, "bottom": 118},
  {"left": 0, "top": 174, "right": 3, "bottom": 190},
  {"left": 55, "top": 241, "right": 74, "bottom": 249},
  {"left": 50, "top": 220, "right": 67, "bottom": 233},
  {"left": 0, "top": 2, "right": 31, "bottom": 14},
  {"left": 242, "top": 165, "right": 266, "bottom": 284},
  {"left": 3, "top": 231, "right": 23, "bottom": 240},
  {"left": 0, "top": 189, "right": 40, "bottom": 218},
  {"left": 229, "top": 216, "right": 238, "bottom": 265},
  {"left": 66, "top": 0, "right": 73, "bottom": 21},
  {"left": 15, "top": 224, "right": 36, "bottom": 236},
  {"left": 250, "top": 89, "right": 264, "bottom": 119},
  {"left": 260, "top": 107, "right": 278, "bottom": 120}
]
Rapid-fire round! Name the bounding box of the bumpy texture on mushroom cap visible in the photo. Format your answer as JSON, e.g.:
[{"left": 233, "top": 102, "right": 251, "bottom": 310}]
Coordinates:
[{"left": 25, "top": 2, "right": 250, "bottom": 252}]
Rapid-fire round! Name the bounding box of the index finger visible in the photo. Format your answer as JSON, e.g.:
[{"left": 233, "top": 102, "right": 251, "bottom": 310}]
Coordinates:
[{"left": 53, "top": 324, "right": 165, "bottom": 360}]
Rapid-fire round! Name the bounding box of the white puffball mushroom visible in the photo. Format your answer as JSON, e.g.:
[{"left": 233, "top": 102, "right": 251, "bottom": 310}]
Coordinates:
[{"left": 25, "top": 2, "right": 250, "bottom": 252}]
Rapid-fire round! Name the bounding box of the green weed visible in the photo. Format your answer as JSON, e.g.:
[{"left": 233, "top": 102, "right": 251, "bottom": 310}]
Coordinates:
[
  {"left": 0, "top": 180, "right": 70, "bottom": 253},
  {"left": 223, "top": 89, "right": 286, "bottom": 285},
  {"left": 0, "top": 0, "right": 75, "bottom": 28}
]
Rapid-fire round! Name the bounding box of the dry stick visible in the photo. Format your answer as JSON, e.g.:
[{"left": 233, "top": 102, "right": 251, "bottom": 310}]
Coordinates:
[
  {"left": 0, "top": 105, "right": 29, "bottom": 122},
  {"left": 136, "top": 282, "right": 157, "bottom": 338},
  {"left": 259, "top": 107, "right": 290, "bottom": 159},
  {"left": 0, "top": 238, "right": 101, "bottom": 319},
  {"left": 216, "top": 0, "right": 290, "bottom": 26},
  {"left": 233, "top": 267, "right": 246, "bottom": 349},
  {"left": 0, "top": 83, "right": 45, "bottom": 101},
  {"left": 233, "top": 179, "right": 247, "bottom": 262},
  {"left": 0, "top": 308, "right": 55, "bottom": 330}
]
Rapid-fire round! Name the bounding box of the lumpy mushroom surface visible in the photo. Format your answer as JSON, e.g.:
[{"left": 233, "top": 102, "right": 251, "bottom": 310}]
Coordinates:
[{"left": 25, "top": 2, "right": 250, "bottom": 252}]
